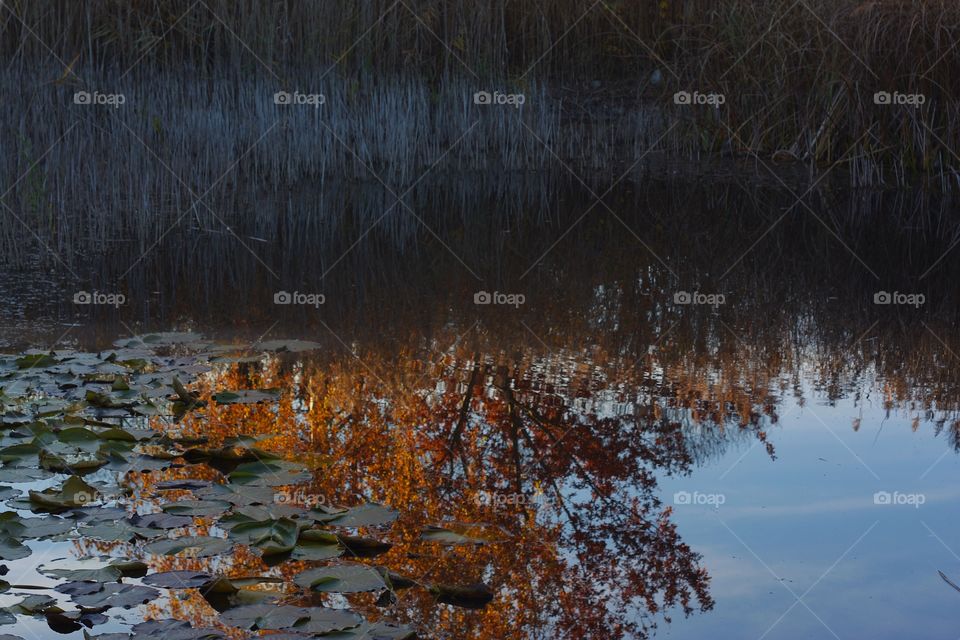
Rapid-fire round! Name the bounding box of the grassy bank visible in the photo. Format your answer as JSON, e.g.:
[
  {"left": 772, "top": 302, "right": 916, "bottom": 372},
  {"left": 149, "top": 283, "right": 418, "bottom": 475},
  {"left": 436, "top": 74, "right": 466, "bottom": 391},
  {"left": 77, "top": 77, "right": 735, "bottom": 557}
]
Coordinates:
[{"left": 1, "top": 1, "right": 959, "bottom": 184}]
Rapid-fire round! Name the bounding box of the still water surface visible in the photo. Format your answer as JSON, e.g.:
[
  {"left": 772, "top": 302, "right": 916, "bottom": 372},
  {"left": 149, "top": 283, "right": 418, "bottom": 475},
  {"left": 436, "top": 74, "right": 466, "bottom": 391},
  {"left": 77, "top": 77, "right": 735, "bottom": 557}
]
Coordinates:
[{"left": 0, "top": 177, "right": 958, "bottom": 639}]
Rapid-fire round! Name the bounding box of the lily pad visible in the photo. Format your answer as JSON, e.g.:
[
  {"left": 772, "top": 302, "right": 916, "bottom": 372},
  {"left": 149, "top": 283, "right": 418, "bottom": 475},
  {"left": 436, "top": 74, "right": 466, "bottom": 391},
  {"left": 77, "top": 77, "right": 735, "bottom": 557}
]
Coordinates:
[
  {"left": 27, "top": 476, "right": 99, "bottom": 511},
  {"left": 141, "top": 571, "right": 213, "bottom": 589},
  {"left": 160, "top": 500, "right": 230, "bottom": 517},
  {"left": 145, "top": 535, "right": 233, "bottom": 558},
  {"left": 220, "top": 604, "right": 361, "bottom": 633},
  {"left": 294, "top": 563, "right": 387, "bottom": 593},
  {"left": 228, "top": 517, "right": 300, "bottom": 555},
  {"left": 312, "top": 503, "right": 398, "bottom": 528},
  {"left": 227, "top": 460, "right": 309, "bottom": 487},
  {"left": 211, "top": 389, "right": 280, "bottom": 405},
  {"left": 38, "top": 557, "right": 148, "bottom": 582},
  {"left": 71, "top": 583, "right": 159, "bottom": 608}
]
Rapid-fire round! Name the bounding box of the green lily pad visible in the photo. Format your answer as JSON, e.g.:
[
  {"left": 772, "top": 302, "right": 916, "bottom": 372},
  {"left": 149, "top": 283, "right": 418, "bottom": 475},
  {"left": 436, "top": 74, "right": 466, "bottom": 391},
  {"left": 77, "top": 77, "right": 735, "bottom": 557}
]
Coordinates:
[
  {"left": 39, "top": 448, "right": 108, "bottom": 473},
  {"left": 324, "top": 621, "right": 418, "bottom": 639},
  {"left": 141, "top": 571, "right": 212, "bottom": 589},
  {"left": 145, "top": 535, "right": 233, "bottom": 558},
  {"left": 312, "top": 503, "right": 398, "bottom": 528},
  {"left": 227, "top": 460, "right": 309, "bottom": 487},
  {"left": 71, "top": 583, "right": 160, "bottom": 608},
  {"left": 289, "top": 529, "right": 344, "bottom": 561},
  {"left": 227, "top": 517, "right": 300, "bottom": 555},
  {"left": 211, "top": 389, "right": 280, "bottom": 405},
  {"left": 27, "top": 476, "right": 99, "bottom": 511},
  {"left": 0, "top": 538, "right": 28, "bottom": 561},
  {"left": 219, "top": 604, "right": 361, "bottom": 633},
  {"left": 78, "top": 520, "right": 166, "bottom": 542},
  {"left": 160, "top": 500, "right": 230, "bottom": 517},
  {"left": 38, "top": 557, "right": 148, "bottom": 582},
  {"left": 294, "top": 563, "right": 387, "bottom": 593}
]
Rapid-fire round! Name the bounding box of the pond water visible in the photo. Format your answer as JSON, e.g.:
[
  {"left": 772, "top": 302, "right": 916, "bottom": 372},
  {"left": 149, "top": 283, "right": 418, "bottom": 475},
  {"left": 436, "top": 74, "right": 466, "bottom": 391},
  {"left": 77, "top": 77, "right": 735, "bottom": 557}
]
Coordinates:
[{"left": 0, "top": 177, "right": 958, "bottom": 639}]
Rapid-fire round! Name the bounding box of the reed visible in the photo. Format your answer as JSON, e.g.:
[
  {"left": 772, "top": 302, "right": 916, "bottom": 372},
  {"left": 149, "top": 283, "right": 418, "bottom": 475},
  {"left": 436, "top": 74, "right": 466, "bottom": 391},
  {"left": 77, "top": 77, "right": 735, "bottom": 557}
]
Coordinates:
[{"left": 0, "top": 0, "right": 958, "bottom": 196}]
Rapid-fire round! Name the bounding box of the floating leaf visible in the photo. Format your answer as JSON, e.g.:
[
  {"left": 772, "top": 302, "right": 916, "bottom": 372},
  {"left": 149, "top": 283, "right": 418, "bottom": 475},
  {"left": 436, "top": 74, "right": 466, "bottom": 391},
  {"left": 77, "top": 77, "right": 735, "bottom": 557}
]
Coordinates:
[
  {"left": 313, "top": 503, "right": 398, "bottom": 528},
  {"left": 294, "top": 563, "right": 387, "bottom": 593},
  {"left": 289, "top": 529, "right": 343, "bottom": 561},
  {"left": 15, "top": 354, "right": 57, "bottom": 369},
  {"left": 160, "top": 500, "right": 230, "bottom": 517},
  {"left": 219, "top": 604, "right": 311, "bottom": 630},
  {"left": 38, "top": 557, "right": 147, "bottom": 582},
  {"left": 211, "top": 389, "right": 280, "bottom": 405},
  {"left": 141, "top": 571, "right": 212, "bottom": 589},
  {"left": 0, "top": 538, "right": 28, "bottom": 561},
  {"left": 326, "top": 621, "right": 418, "bottom": 639},
  {"left": 228, "top": 517, "right": 300, "bottom": 555},
  {"left": 27, "top": 476, "right": 99, "bottom": 511},
  {"left": 78, "top": 520, "right": 165, "bottom": 542},
  {"left": 220, "top": 604, "right": 361, "bottom": 633},
  {"left": 71, "top": 583, "right": 159, "bottom": 609},
  {"left": 145, "top": 535, "right": 233, "bottom": 558},
  {"left": 227, "top": 460, "right": 309, "bottom": 487},
  {"left": 128, "top": 512, "right": 193, "bottom": 530},
  {"left": 39, "top": 448, "right": 108, "bottom": 473}
]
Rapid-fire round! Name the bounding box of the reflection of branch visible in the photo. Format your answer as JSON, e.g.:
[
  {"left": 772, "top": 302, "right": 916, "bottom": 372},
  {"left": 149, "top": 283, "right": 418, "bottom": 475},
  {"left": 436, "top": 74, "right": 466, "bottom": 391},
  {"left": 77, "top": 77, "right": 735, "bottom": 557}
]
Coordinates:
[
  {"left": 447, "top": 353, "right": 479, "bottom": 476},
  {"left": 496, "top": 383, "right": 621, "bottom": 510}
]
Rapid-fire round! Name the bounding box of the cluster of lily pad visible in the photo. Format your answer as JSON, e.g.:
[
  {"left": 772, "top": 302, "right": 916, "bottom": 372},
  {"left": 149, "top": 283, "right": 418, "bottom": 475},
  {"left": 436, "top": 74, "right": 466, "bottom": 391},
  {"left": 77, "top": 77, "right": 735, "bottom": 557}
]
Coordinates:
[{"left": 0, "top": 333, "right": 495, "bottom": 639}]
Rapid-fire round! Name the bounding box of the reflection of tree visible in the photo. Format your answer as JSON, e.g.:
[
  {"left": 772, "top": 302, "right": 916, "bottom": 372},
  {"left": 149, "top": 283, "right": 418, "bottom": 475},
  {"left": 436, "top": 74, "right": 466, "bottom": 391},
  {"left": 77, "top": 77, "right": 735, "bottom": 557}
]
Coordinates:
[{"left": 132, "top": 337, "right": 789, "bottom": 640}]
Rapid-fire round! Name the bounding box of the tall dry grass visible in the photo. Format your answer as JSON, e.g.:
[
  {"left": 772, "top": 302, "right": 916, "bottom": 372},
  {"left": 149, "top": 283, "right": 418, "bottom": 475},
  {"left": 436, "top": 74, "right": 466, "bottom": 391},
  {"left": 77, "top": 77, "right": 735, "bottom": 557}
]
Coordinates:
[{"left": 0, "top": 0, "right": 958, "bottom": 187}]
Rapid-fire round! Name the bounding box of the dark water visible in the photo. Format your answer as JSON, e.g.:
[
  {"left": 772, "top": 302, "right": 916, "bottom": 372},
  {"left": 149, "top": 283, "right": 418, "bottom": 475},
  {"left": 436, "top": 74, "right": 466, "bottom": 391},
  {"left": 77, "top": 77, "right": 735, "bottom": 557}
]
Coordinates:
[{"left": 1, "top": 177, "right": 960, "bottom": 639}]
